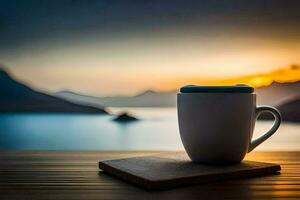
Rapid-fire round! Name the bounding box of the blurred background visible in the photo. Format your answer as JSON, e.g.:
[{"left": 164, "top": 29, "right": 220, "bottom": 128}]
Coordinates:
[{"left": 0, "top": 0, "right": 300, "bottom": 150}]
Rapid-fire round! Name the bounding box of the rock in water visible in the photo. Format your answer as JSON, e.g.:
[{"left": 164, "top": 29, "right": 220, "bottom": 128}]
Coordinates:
[{"left": 113, "top": 112, "right": 139, "bottom": 123}]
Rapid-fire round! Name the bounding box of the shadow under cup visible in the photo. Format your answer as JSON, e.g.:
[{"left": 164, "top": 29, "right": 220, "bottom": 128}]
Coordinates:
[{"left": 177, "top": 85, "right": 281, "bottom": 164}]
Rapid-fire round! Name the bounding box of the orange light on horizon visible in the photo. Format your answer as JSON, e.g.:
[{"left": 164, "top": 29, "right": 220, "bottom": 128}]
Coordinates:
[
  {"left": 246, "top": 64, "right": 300, "bottom": 87},
  {"left": 155, "top": 65, "right": 300, "bottom": 91}
]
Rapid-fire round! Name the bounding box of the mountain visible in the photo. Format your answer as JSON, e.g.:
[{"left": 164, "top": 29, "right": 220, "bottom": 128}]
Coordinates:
[
  {"left": 256, "top": 81, "right": 300, "bottom": 106},
  {"left": 259, "top": 96, "right": 300, "bottom": 122},
  {"left": 53, "top": 81, "right": 300, "bottom": 122},
  {"left": 277, "top": 97, "right": 300, "bottom": 122},
  {"left": 54, "top": 89, "right": 177, "bottom": 107},
  {"left": 54, "top": 81, "right": 300, "bottom": 108},
  {"left": 0, "top": 68, "right": 107, "bottom": 113}
]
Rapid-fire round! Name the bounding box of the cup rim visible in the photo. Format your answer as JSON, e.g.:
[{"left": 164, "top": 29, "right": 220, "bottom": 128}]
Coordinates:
[
  {"left": 180, "top": 85, "right": 254, "bottom": 93},
  {"left": 177, "top": 92, "right": 255, "bottom": 95}
]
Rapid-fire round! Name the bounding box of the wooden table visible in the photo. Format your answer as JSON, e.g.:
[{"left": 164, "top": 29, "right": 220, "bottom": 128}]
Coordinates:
[{"left": 0, "top": 151, "right": 299, "bottom": 199}]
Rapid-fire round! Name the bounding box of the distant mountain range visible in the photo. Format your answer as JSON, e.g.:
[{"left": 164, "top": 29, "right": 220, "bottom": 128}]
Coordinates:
[
  {"left": 54, "top": 81, "right": 300, "bottom": 122},
  {"left": 0, "top": 68, "right": 107, "bottom": 114},
  {"left": 54, "top": 81, "right": 300, "bottom": 107},
  {"left": 1, "top": 67, "right": 299, "bottom": 122},
  {"left": 255, "top": 81, "right": 300, "bottom": 122},
  {"left": 255, "top": 81, "right": 300, "bottom": 106},
  {"left": 276, "top": 97, "right": 300, "bottom": 122},
  {"left": 54, "top": 89, "right": 177, "bottom": 107}
]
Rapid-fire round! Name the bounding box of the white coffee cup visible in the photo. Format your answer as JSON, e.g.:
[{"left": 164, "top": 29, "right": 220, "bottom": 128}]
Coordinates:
[{"left": 177, "top": 85, "right": 281, "bottom": 163}]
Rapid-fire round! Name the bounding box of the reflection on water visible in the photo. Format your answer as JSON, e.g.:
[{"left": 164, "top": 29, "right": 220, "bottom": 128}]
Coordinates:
[{"left": 0, "top": 107, "right": 299, "bottom": 150}]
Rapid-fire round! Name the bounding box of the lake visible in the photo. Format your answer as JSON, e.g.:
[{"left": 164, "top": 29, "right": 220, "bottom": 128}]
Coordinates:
[{"left": 0, "top": 107, "right": 299, "bottom": 151}]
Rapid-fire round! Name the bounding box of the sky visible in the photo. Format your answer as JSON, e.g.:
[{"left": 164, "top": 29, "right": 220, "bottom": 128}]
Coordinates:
[{"left": 1, "top": 0, "right": 300, "bottom": 95}]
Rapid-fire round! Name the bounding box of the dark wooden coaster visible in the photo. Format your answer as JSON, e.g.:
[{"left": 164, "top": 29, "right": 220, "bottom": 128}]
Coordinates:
[{"left": 99, "top": 154, "right": 281, "bottom": 190}]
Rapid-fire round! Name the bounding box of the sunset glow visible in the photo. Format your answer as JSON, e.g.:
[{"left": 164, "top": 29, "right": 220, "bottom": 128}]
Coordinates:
[
  {"left": 2, "top": 1, "right": 300, "bottom": 95},
  {"left": 153, "top": 65, "right": 300, "bottom": 92},
  {"left": 212, "top": 65, "right": 300, "bottom": 88}
]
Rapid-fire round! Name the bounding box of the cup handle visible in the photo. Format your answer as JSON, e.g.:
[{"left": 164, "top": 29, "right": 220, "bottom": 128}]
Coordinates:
[{"left": 248, "top": 106, "right": 281, "bottom": 152}]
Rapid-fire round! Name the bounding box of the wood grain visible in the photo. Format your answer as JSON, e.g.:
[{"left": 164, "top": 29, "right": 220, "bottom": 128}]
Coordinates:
[
  {"left": 0, "top": 151, "right": 299, "bottom": 199},
  {"left": 99, "top": 155, "right": 281, "bottom": 189}
]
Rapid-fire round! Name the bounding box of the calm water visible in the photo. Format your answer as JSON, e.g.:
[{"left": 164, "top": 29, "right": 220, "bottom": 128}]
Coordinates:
[{"left": 0, "top": 107, "right": 299, "bottom": 151}]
